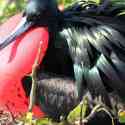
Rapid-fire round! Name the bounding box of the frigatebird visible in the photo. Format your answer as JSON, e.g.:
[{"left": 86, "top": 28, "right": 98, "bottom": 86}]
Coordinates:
[{"left": 1, "top": 0, "right": 125, "bottom": 123}]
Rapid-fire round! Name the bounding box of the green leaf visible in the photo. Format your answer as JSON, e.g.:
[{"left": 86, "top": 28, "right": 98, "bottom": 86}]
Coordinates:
[
  {"left": 118, "top": 11, "right": 125, "bottom": 15},
  {"left": 36, "top": 118, "right": 51, "bottom": 125},
  {"left": 68, "top": 98, "right": 88, "bottom": 123},
  {"left": 119, "top": 111, "right": 125, "bottom": 123}
]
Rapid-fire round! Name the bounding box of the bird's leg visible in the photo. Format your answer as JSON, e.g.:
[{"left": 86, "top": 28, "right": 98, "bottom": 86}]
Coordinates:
[{"left": 28, "top": 42, "right": 43, "bottom": 112}]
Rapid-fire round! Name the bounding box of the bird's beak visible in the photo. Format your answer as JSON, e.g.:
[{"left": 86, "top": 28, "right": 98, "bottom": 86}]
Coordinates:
[{"left": 0, "top": 16, "right": 33, "bottom": 50}]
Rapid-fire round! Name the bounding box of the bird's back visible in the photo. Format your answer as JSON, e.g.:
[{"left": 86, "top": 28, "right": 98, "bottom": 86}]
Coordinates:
[{"left": 57, "top": 0, "right": 125, "bottom": 107}]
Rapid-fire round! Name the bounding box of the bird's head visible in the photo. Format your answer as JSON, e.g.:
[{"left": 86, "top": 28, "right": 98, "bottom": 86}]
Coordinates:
[
  {"left": 24, "top": 0, "right": 59, "bottom": 24},
  {"left": 0, "top": 0, "right": 59, "bottom": 50}
]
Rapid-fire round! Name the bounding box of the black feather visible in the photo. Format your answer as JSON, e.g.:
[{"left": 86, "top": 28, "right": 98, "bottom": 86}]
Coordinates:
[
  {"left": 57, "top": 0, "right": 125, "bottom": 117},
  {"left": 36, "top": 72, "right": 78, "bottom": 121},
  {"left": 2, "top": 0, "right": 125, "bottom": 122}
]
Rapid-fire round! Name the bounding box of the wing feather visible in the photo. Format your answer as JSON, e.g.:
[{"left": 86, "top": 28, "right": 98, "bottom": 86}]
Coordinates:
[{"left": 61, "top": 22, "right": 125, "bottom": 101}]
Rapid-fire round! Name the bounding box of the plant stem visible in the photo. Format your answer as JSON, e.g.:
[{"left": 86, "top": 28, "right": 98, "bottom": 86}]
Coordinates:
[{"left": 28, "top": 43, "right": 42, "bottom": 112}]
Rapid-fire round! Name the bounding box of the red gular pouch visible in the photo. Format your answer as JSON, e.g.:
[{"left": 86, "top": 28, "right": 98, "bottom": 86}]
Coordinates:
[{"left": 0, "top": 14, "right": 49, "bottom": 118}]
